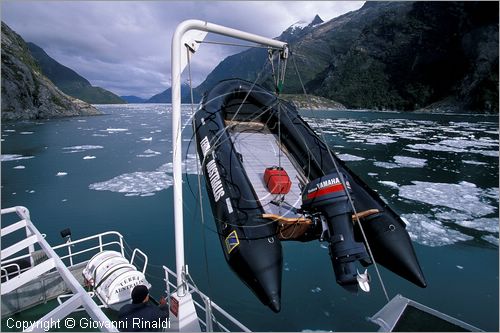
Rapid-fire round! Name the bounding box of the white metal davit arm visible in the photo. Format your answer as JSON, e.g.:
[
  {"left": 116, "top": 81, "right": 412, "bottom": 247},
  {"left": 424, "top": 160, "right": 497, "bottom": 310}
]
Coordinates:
[
  {"left": 171, "top": 19, "right": 288, "bottom": 294},
  {"left": 170, "top": 19, "right": 287, "bottom": 331}
]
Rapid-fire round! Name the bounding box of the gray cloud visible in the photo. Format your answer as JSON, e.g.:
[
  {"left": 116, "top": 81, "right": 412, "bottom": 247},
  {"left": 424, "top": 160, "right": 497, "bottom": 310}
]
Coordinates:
[{"left": 2, "top": 1, "right": 364, "bottom": 98}]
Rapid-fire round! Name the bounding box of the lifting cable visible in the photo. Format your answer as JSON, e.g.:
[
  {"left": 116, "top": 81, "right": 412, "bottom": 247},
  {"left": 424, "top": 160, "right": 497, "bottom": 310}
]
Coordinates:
[{"left": 291, "top": 54, "right": 391, "bottom": 303}]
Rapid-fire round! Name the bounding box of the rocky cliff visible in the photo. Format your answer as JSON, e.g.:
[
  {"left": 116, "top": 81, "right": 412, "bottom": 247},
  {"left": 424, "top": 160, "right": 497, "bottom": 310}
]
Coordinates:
[
  {"left": 197, "top": 2, "right": 498, "bottom": 113},
  {"left": 1, "top": 22, "right": 101, "bottom": 121}
]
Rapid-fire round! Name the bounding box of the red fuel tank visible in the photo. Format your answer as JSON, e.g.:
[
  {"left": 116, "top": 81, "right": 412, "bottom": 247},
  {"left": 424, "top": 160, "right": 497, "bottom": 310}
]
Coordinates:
[{"left": 264, "top": 167, "right": 291, "bottom": 194}]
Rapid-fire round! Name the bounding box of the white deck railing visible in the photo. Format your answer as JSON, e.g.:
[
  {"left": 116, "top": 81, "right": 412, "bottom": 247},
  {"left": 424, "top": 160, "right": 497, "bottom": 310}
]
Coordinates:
[
  {"left": 2, "top": 206, "right": 252, "bottom": 332},
  {"left": 163, "top": 266, "right": 251, "bottom": 332}
]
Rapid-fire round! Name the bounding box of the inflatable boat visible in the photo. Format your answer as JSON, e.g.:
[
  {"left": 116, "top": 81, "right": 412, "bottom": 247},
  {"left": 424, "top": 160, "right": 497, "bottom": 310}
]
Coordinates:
[{"left": 193, "top": 79, "right": 426, "bottom": 313}]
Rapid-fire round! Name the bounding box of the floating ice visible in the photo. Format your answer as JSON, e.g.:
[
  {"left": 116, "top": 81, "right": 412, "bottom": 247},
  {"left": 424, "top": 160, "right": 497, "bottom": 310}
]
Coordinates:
[
  {"left": 141, "top": 137, "right": 153, "bottom": 141},
  {"left": 374, "top": 161, "right": 399, "bottom": 169},
  {"left": 56, "top": 172, "right": 68, "bottom": 176},
  {"left": 310, "top": 287, "right": 322, "bottom": 293},
  {"left": 402, "top": 213, "right": 473, "bottom": 247},
  {"left": 4, "top": 129, "right": 16, "bottom": 133},
  {"left": 439, "top": 138, "right": 498, "bottom": 149},
  {"left": 482, "top": 235, "right": 499, "bottom": 246},
  {"left": 470, "top": 149, "right": 499, "bottom": 157},
  {"left": 20, "top": 131, "right": 34, "bottom": 135},
  {"left": 89, "top": 170, "right": 173, "bottom": 195},
  {"left": 379, "top": 181, "right": 399, "bottom": 189},
  {"left": 453, "top": 218, "right": 499, "bottom": 233},
  {"left": 63, "top": 145, "right": 103, "bottom": 152},
  {"left": 13, "top": 165, "right": 25, "bottom": 169},
  {"left": 365, "top": 136, "right": 396, "bottom": 145},
  {"left": 462, "top": 160, "right": 487, "bottom": 165},
  {"left": 83, "top": 156, "right": 96, "bottom": 160},
  {"left": 1, "top": 154, "right": 35, "bottom": 162},
  {"left": 159, "top": 154, "right": 200, "bottom": 175},
  {"left": 399, "top": 181, "right": 496, "bottom": 217},
  {"left": 105, "top": 128, "right": 128, "bottom": 132},
  {"left": 406, "top": 143, "right": 467, "bottom": 153},
  {"left": 337, "top": 154, "right": 365, "bottom": 161},
  {"left": 456, "top": 265, "right": 464, "bottom": 270},
  {"left": 393, "top": 156, "right": 427, "bottom": 168},
  {"left": 137, "top": 149, "right": 161, "bottom": 158}
]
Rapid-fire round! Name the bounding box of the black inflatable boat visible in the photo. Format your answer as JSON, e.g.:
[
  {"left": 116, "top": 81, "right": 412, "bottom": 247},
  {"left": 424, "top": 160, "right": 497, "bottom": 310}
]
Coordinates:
[{"left": 193, "top": 79, "right": 426, "bottom": 313}]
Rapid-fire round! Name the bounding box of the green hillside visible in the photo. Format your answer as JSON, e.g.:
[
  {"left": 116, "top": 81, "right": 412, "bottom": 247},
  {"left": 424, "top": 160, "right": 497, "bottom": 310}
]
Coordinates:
[{"left": 27, "top": 42, "right": 125, "bottom": 104}]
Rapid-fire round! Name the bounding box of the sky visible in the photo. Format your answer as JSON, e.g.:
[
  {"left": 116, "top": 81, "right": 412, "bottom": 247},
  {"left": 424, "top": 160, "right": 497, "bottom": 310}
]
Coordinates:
[{"left": 1, "top": 1, "right": 364, "bottom": 99}]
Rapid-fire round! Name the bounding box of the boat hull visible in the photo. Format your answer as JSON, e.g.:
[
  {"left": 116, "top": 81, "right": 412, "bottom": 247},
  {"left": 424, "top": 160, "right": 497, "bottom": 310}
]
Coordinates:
[{"left": 193, "top": 79, "right": 426, "bottom": 311}]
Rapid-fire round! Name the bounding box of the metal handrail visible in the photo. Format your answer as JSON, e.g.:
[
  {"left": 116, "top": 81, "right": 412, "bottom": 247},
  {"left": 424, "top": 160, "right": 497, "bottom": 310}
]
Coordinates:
[
  {"left": 1, "top": 263, "right": 21, "bottom": 281},
  {"left": 162, "top": 266, "right": 251, "bottom": 332}
]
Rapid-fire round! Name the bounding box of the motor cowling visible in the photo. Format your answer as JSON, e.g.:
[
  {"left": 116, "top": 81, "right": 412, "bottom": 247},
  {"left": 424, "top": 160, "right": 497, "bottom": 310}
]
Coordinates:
[{"left": 302, "top": 171, "right": 370, "bottom": 288}]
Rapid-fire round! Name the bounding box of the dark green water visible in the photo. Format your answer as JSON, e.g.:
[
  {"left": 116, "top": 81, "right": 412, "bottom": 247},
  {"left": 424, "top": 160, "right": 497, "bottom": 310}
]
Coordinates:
[{"left": 1, "top": 105, "right": 498, "bottom": 331}]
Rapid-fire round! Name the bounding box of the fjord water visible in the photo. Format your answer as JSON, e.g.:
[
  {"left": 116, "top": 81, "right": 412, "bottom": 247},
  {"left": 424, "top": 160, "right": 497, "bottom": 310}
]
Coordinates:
[{"left": 1, "top": 104, "right": 498, "bottom": 331}]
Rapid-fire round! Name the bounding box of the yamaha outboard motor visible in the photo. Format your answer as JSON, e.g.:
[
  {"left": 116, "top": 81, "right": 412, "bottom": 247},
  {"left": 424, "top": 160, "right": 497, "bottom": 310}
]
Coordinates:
[{"left": 302, "top": 171, "right": 370, "bottom": 289}]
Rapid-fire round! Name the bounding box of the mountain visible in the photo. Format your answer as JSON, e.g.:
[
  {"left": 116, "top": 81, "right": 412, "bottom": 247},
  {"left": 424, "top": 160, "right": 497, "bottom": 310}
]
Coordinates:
[
  {"left": 197, "top": 2, "right": 498, "bottom": 113},
  {"left": 121, "top": 95, "right": 146, "bottom": 103},
  {"left": 27, "top": 42, "right": 125, "bottom": 104},
  {"left": 1, "top": 22, "right": 100, "bottom": 121},
  {"left": 146, "top": 83, "right": 196, "bottom": 103}
]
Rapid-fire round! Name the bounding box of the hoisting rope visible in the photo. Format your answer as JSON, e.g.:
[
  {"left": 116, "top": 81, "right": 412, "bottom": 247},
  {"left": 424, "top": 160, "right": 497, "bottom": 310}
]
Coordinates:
[{"left": 291, "top": 54, "right": 391, "bottom": 303}]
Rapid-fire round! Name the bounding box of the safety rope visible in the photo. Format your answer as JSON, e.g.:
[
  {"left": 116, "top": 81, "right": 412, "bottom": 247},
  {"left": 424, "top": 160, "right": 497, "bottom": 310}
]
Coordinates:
[{"left": 291, "top": 54, "right": 391, "bottom": 303}]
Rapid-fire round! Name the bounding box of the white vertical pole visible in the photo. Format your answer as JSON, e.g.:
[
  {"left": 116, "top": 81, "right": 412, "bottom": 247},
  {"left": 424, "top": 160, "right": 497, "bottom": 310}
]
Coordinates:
[
  {"left": 171, "top": 21, "right": 186, "bottom": 296},
  {"left": 171, "top": 19, "right": 287, "bottom": 295}
]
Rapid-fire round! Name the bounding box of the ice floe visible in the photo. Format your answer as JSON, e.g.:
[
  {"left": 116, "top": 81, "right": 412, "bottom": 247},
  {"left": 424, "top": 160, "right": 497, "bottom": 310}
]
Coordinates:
[
  {"left": 83, "top": 156, "right": 96, "bottom": 160},
  {"left": 379, "top": 181, "right": 399, "bottom": 189},
  {"left": 393, "top": 156, "right": 427, "bottom": 167},
  {"left": 1, "top": 154, "right": 35, "bottom": 162},
  {"left": 89, "top": 170, "right": 173, "bottom": 195},
  {"left": 56, "top": 172, "right": 68, "bottom": 176},
  {"left": 399, "top": 181, "right": 496, "bottom": 217},
  {"left": 482, "top": 235, "right": 499, "bottom": 246},
  {"left": 402, "top": 213, "right": 474, "bottom": 247},
  {"left": 453, "top": 218, "right": 499, "bottom": 233},
  {"left": 159, "top": 154, "right": 200, "bottom": 175},
  {"left": 13, "top": 165, "right": 25, "bottom": 169},
  {"left": 137, "top": 149, "right": 161, "bottom": 158},
  {"left": 337, "top": 154, "right": 365, "bottom": 161},
  {"left": 63, "top": 145, "right": 104, "bottom": 152},
  {"left": 462, "top": 160, "right": 487, "bottom": 165},
  {"left": 20, "top": 131, "right": 34, "bottom": 135},
  {"left": 310, "top": 287, "right": 322, "bottom": 293},
  {"left": 374, "top": 156, "right": 427, "bottom": 169},
  {"left": 105, "top": 128, "right": 128, "bottom": 132}
]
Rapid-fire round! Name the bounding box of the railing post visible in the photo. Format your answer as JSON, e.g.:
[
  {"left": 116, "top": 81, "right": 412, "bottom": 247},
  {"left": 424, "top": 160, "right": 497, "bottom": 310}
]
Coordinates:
[
  {"left": 204, "top": 296, "right": 213, "bottom": 332},
  {"left": 67, "top": 238, "right": 74, "bottom": 267}
]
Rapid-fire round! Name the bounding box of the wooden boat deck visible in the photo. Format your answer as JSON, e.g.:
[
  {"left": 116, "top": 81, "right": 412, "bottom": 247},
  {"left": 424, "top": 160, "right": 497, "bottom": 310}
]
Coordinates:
[{"left": 229, "top": 122, "right": 305, "bottom": 218}]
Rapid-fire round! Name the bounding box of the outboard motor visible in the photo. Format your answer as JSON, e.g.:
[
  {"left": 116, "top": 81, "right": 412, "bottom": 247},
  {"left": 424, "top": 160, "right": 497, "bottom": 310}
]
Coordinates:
[{"left": 301, "top": 171, "right": 370, "bottom": 289}]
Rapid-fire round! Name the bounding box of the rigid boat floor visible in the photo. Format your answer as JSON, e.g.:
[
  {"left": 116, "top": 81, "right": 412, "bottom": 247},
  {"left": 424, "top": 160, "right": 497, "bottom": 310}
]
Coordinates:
[{"left": 229, "top": 123, "right": 304, "bottom": 218}]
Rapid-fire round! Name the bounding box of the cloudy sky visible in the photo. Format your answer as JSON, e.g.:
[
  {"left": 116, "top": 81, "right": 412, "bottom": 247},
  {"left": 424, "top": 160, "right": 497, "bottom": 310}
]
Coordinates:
[{"left": 2, "top": 1, "right": 364, "bottom": 99}]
